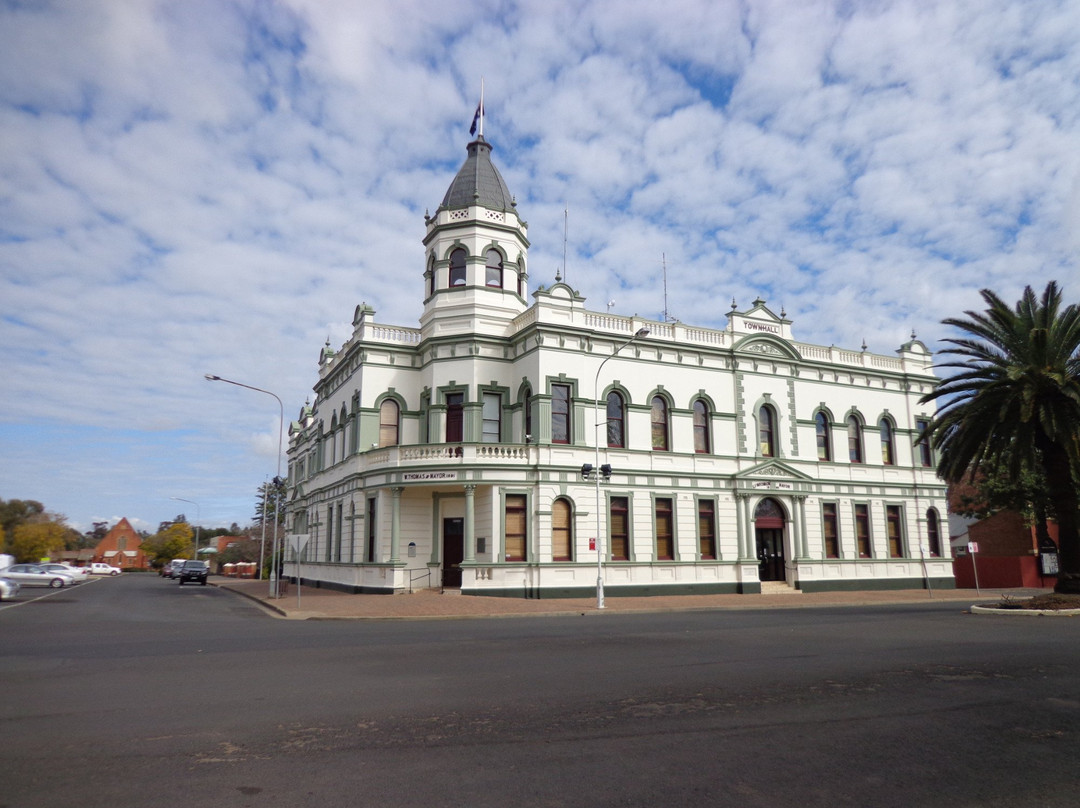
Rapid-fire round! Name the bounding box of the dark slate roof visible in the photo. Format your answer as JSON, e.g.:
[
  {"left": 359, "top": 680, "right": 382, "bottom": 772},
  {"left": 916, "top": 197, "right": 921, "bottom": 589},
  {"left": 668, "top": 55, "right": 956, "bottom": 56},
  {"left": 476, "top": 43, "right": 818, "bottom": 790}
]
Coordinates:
[{"left": 439, "top": 136, "right": 514, "bottom": 211}]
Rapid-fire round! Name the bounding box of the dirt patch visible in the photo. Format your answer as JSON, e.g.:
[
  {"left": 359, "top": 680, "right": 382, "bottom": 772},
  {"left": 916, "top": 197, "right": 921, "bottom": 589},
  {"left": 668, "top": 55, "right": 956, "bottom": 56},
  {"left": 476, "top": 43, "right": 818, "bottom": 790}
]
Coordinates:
[{"left": 1018, "top": 593, "right": 1080, "bottom": 611}]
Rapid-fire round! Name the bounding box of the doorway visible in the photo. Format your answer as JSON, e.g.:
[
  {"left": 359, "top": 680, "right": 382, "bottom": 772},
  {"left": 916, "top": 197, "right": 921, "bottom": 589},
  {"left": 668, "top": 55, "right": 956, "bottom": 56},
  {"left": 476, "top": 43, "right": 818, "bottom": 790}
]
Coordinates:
[
  {"left": 442, "top": 518, "right": 464, "bottom": 588},
  {"left": 754, "top": 498, "right": 787, "bottom": 583}
]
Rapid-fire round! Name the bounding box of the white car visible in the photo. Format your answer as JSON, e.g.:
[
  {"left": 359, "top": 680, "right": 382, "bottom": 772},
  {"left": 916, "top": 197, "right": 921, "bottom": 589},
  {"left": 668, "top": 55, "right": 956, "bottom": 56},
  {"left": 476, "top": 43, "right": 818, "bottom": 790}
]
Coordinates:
[
  {"left": 38, "top": 563, "right": 91, "bottom": 583},
  {"left": 0, "top": 564, "right": 74, "bottom": 588},
  {"left": 0, "top": 576, "right": 21, "bottom": 600},
  {"left": 89, "top": 562, "right": 122, "bottom": 576}
]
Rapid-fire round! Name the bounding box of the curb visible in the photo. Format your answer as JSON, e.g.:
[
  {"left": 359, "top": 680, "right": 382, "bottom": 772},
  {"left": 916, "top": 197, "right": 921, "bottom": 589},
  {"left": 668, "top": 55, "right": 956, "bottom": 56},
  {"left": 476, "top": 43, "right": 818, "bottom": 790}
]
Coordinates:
[{"left": 970, "top": 604, "right": 1080, "bottom": 617}]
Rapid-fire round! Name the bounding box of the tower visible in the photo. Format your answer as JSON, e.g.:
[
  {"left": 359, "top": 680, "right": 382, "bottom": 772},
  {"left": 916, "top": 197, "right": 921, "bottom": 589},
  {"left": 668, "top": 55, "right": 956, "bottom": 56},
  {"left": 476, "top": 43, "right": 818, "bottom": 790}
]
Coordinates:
[{"left": 419, "top": 135, "right": 530, "bottom": 339}]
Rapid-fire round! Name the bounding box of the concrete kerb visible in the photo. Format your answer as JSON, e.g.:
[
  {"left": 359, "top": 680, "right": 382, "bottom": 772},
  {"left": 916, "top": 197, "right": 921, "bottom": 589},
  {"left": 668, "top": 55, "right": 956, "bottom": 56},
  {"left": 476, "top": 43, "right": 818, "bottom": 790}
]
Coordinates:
[
  {"left": 970, "top": 604, "right": 1080, "bottom": 617},
  {"left": 212, "top": 579, "right": 1047, "bottom": 622}
]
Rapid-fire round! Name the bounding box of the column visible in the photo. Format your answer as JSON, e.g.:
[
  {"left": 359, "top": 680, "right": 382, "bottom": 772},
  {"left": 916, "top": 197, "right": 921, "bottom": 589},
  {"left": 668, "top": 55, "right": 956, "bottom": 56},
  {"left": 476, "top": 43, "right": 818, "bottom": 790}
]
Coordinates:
[
  {"left": 390, "top": 487, "right": 403, "bottom": 563},
  {"left": 464, "top": 484, "right": 476, "bottom": 563}
]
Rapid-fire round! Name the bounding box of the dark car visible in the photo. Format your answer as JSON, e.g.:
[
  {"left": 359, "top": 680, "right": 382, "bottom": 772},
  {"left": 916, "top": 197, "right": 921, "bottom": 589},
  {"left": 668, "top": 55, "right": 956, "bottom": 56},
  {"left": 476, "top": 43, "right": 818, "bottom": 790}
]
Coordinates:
[{"left": 177, "top": 560, "right": 209, "bottom": 586}]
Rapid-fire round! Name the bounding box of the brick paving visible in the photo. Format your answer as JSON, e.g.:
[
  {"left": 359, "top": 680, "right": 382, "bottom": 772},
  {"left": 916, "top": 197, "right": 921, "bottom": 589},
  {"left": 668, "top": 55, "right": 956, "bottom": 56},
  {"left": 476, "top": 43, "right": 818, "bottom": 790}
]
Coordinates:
[{"left": 212, "top": 577, "right": 1038, "bottom": 621}]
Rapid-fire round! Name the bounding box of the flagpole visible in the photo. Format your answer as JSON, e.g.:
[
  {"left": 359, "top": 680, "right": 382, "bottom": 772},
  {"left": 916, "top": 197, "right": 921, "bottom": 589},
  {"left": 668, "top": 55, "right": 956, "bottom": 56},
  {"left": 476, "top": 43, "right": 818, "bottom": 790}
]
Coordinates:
[{"left": 479, "top": 77, "right": 484, "bottom": 137}]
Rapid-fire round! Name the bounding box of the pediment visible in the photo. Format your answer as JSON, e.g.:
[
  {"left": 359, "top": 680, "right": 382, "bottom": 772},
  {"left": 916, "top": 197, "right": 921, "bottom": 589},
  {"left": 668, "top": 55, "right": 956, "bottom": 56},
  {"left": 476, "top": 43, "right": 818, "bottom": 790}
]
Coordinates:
[{"left": 734, "top": 460, "right": 813, "bottom": 481}]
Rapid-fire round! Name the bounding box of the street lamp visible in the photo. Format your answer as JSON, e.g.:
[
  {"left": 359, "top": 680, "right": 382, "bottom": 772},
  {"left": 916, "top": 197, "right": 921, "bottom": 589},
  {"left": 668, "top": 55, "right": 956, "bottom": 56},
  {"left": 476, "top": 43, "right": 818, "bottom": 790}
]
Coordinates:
[
  {"left": 170, "top": 497, "right": 200, "bottom": 558},
  {"left": 204, "top": 374, "right": 285, "bottom": 600},
  {"left": 592, "top": 326, "right": 650, "bottom": 609}
]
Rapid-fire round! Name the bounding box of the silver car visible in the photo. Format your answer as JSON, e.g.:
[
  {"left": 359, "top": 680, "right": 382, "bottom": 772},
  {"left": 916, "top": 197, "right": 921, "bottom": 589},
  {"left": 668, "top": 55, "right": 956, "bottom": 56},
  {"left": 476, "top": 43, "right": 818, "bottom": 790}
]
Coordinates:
[
  {"left": 38, "top": 563, "right": 91, "bottom": 583},
  {"left": 0, "top": 576, "right": 21, "bottom": 600},
  {"left": 0, "top": 564, "right": 74, "bottom": 588}
]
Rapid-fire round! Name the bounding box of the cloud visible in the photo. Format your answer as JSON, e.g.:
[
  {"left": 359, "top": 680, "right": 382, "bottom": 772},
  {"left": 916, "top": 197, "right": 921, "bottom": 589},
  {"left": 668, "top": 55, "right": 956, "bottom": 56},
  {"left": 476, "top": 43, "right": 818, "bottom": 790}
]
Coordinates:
[{"left": 1, "top": 0, "right": 1078, "bottom": 530}]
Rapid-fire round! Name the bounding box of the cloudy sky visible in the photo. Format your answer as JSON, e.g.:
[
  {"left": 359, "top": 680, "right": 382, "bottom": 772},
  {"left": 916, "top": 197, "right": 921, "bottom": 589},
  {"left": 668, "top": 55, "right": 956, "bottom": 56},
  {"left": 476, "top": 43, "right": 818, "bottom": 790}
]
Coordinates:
[{"left": 2, "top": 0, "right": 1078, "bottom": 534}]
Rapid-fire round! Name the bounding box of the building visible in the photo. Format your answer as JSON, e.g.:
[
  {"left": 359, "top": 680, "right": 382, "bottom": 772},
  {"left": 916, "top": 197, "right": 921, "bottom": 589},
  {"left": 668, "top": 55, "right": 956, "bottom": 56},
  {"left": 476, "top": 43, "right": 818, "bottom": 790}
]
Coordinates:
[
  {"left": 92, "top": 518, "right": 147, "bottom": 570},
  {"left": 283, "top": 130, "right": 952, "bottom": 598}
]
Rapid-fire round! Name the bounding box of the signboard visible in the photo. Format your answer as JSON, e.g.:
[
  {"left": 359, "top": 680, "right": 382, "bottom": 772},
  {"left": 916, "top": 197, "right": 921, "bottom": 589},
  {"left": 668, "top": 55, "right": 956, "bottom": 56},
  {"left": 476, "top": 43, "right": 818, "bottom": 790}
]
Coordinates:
[
  {"left": 753, "top": 481, "right": 793, "bottom": 490},
  {"left": 589, "top": 538, "right": 596, "bottom": 551},
  {"left": 1040, "top": 553, "right": 1060, "bottom": 576},
  {"left": 967, "top": 541, "right": 979, "bottom": 554},
  {"left": 403, "top": 471, "right": 459, "bottom": 482}
]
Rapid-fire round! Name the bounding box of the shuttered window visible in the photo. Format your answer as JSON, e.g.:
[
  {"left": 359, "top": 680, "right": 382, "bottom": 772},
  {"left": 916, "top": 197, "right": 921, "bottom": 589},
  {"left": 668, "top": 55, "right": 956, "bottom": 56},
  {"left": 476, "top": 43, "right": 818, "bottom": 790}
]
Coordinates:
[
  {"left": 551, "top": 384, "right": 571, "bottom": 444},
  {"left": 698, "top": 499, "right": 716, "bottom": 560},
  {"left": 505, "top": 494, "right": 527, "bottom": 561},
  {"left": 855, "top": 504, "right": 871, "bottom": 557},
  {"left": 823, "top": 503, "right": 839, "bottom": 558},
  {"left": 610, "top": 497, "right": 629, "bottom": 561},
  {"left": 656, "top": 498, "right": 674, "bottom": 560},
  {"left": 379, "top": 399, "right": 399, "bottom": 447},
  {"left": 552, "top": 498, "right": 572, "bottom": 561},
  {"left": 446, "top": 393, "right": 463, "bottom": 443},
  {"left": 887, "top": 505, "right": 903, "bottom": 558}
]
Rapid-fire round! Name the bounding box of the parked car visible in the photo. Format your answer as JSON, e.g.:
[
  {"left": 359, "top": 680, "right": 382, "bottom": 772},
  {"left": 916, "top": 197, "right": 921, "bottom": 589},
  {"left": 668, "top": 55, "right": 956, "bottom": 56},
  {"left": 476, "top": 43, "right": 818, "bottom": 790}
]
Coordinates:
[
  {"left": 163, "top": 559, "right": 187, "bottom": 579},
  {"left": 89, "top": 562, "right": 122, "bottom": 576},
  {"left": 177, "top": 560, "right": 209, "bottom": 586},
  {"left": 0, "top": 563, "right": 75, "bottom": 588},
  {"left": 38, "top": 563, "right": 91, "bottom": 583},
  {"left": 0, "top": 576, "right": 21, "bottom": 600}
]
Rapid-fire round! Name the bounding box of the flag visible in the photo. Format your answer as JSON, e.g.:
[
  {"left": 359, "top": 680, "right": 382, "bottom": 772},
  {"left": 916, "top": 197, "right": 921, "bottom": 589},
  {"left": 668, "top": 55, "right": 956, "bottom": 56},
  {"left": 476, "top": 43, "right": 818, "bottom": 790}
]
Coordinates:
[{"left": 469, "top": 102, "right": 483, "bottom": 136}]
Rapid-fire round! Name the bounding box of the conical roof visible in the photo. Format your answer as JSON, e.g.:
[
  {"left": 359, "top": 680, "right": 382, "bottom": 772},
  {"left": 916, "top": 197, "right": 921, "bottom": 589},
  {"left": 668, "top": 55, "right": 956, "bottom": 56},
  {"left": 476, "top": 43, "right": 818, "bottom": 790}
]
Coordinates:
[{"left": 439, "top": 136, "right": 514, "bottom": 211}]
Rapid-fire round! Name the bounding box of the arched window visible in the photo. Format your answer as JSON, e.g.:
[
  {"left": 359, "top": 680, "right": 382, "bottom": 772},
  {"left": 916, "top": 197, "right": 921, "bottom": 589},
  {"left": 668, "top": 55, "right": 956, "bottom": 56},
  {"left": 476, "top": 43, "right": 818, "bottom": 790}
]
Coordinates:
[
  {"left": 847, "top": 416, "right": 863, "bottom": 463},
  {"left": 485, "top": 249, "right": 503, "bottom": 288},
  {"left": 552, "top": 498, "right": 573, "bottom": 561},
  {"left": 880, "top": 418, "right": 895, "bottom": 465},
  {"left": 759, "top": 405, "right": 776, "bottom": 457},
  {"left": 926, "top": 509, "right": 941, "bottom": 557},
  {"left": 606, "top": 391, "right": 625, "bottom": 448},
  {"left": 693, "top": 400, "right": 710, "bottom": 453},
  {"left": 523, "top": 388, "right": 533, "bottom": 443},
  {"left": 449, "top": 248, "right": 466, "bottom": 287},
  {"left": 651, "top": 396, "right": 669, "bottom": 451},
  {"left": 815, "top": 411, "right": 831, "bottom": 461},
  {"left": 378, "top": 400, "right": 399, "bottom": 447},
  {"left": 427, "top": 256, "right": 435, "bottom": 297}
]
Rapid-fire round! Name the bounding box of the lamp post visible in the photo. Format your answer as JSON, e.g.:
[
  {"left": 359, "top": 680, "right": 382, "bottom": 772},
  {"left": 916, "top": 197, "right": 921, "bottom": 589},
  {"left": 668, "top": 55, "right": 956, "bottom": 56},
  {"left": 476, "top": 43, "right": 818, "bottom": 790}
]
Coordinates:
[
  {"left": 205, "top": 374, "right": 285, "bottom": 599},
  {"left": 592, "top": 327, "right": 650, "bottom": 609},
  {"left": 170, "top": 497, "right": 200, "bottom": 559}
]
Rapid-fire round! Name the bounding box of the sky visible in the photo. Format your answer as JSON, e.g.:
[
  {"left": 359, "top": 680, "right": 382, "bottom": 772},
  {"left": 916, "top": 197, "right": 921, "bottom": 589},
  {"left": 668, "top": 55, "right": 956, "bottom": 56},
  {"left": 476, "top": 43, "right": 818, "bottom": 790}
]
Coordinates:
[{"left": 2, "top": 0, "right": 1078, "bottom": 534}]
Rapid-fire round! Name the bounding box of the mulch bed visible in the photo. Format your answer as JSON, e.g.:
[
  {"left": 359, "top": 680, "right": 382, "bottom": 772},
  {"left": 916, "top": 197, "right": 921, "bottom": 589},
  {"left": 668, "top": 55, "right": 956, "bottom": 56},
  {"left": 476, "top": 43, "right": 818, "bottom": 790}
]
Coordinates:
[{"left": 1010, "top": 593, "right": 1080, "bottom": 611}]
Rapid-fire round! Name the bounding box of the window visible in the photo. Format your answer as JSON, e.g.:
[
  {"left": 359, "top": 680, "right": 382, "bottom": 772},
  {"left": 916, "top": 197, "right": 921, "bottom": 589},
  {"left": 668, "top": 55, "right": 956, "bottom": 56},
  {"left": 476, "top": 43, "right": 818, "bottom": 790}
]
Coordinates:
[
  {"left": 926, "top": 509, "right": 941, "bottom": 557},
  {"left": 880, "top": 419, "right": 895, "bottom": 465},
  {"left": 482, "top": 393, "right": 501, "bottom": 442},
  {"left": 651, "top": 396, "right": 669, "bottom": 451},
  {"left": 610, "top": 496, "right": 629, "bottom": 560},
  {"left": 446, "top": 393, "right": 464, "bottom": 443},
  {"left": 815, "top": 412, "right": 831, "bottom": 461},
  {"left": 366, "top": 498, "right": 377, "bottom": 562},
  {"left": 655, "top": 498, "right": 674, "bottom": 560},
  {"left": 759, "top": 405, "right": 776, "bottom": 457},
  {"left": 427, "top": 256, "right": 435, "bottom": 297},
  {"left": 823, "top": 503, "right": 839, "bottom": 558},
  {"left": 886, "top": 505, "right": 903, "bottom": 557},
  {"left": 552, "top": 498, "right": 572, "bottom": 561},
  {"left": 916, "top": 420, "right": 933, "bottom": 467},
  {"left": 606, "top": 391, "right": 625, "bottom": 448},
  {"left": 551, "top": 384, "right": 571, "bottom": 444},
  {"left": 325, "top": 503, "right": 333, "bottom": 562},
  {"left": 848, "top": 416, "right": 863, "bottom": 463},
  {"left": 504, "top": 494, "right": 527, "bottom": 561},
  {"left": 449, "top": 248, "right": 466, "bottom": 286},
  {"left": 524, "top": 389, "right": 533, "bottom": 442},
  {"left": 693, "top": 400, "right": 710, "bottom": 453},
  {"left": 485, "top": 249, "right": 503, "bottom": 288},
  {"left": 379, "top": 399, "right": 399, "bottom": 447},
  {"left": 855, "top": 504, "right": 871, "bottom": 557},
  {"left": 698, "top": 499, "right": 716, "bottom": 560}
]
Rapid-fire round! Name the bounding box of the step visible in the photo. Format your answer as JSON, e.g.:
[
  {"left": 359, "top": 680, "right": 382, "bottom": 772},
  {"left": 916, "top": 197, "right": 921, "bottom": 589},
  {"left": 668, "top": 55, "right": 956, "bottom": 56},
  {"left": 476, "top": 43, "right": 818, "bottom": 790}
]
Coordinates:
[{"left": 759, "top": 581, "right": 801, "bottom": 595}]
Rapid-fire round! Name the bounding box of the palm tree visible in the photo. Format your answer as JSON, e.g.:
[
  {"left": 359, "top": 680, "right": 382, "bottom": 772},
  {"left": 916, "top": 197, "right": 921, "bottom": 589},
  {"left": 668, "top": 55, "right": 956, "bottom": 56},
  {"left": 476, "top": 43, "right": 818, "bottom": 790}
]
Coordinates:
[{"left": 920, "top": 282, "right": 1080, "bottom": 593}]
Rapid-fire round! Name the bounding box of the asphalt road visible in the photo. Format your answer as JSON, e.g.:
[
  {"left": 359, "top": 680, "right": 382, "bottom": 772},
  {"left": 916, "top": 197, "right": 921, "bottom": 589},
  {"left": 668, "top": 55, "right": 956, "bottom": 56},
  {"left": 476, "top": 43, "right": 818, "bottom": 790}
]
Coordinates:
[{"left": 2, "top": 574, "right": 1078, "bottom": 808}]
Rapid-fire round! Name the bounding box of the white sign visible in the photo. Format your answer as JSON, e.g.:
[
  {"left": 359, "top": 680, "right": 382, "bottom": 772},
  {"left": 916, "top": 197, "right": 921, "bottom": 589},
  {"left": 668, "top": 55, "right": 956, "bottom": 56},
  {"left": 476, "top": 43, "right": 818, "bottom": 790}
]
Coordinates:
[
  {"left": 745, "top": 321, "right": 779, "bottom": 334},
  {"left": 289, "top": 535, "right": 309, "bottom": 554},
  {"left": 967, "top": 541, "right": 979, "bottom": 554},
  {"left": 403, "top": 471, "right": 459, "bottom": 481},
  {"left": 753, "top": 481, "right": 793, "bottom": 490}
]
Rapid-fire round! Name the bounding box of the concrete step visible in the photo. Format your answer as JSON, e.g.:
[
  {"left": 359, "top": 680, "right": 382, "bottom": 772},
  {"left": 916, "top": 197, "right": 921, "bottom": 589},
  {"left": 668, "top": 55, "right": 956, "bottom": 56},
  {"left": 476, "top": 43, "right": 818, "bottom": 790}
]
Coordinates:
[{"left": 759, "top": 581, "right": 801, "bottom": 595}]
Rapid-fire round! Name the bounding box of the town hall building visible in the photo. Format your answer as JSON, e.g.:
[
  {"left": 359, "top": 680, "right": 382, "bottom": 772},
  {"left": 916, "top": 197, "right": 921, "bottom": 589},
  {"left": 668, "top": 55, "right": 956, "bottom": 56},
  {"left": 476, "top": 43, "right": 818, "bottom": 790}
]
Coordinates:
[{"left": 282, "top": 129, "right": 952, "bottom": 598}]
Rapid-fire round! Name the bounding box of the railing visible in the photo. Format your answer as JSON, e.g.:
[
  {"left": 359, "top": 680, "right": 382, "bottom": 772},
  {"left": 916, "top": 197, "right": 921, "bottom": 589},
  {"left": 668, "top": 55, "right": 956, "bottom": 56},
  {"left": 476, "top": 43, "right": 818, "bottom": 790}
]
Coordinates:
[{"left": 408, "top": 568, "right": 432, "bottom": 593}]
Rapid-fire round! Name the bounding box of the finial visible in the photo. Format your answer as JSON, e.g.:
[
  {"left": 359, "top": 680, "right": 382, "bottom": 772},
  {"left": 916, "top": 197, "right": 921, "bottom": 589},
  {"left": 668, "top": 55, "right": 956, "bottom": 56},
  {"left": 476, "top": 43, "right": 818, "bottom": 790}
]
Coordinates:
[
  {"left": 911, "top": 328, "right": 917, "bottom": 340},
  {"left": 861, "top": 338, "right": 867, "bottom": 351},
  {"left": 555, "top": 267, "right": 562, "bottom": 282},
  {"left": 730, "top": 297, "right": 737, "bottom": 310},
  {"left": 780, "top": 305, "right": 786, "bottom": 318}
]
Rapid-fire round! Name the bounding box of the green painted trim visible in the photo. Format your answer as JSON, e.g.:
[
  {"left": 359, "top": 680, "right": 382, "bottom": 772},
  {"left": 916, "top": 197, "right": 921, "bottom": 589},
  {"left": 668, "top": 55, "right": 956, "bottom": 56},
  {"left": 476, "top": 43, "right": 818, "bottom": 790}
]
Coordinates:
[
  {"left": 463, "top": 581, "right": 751, "bottom": 599},
  {"left": 796, "top": 577, "right": 956, "bottom": 593}
]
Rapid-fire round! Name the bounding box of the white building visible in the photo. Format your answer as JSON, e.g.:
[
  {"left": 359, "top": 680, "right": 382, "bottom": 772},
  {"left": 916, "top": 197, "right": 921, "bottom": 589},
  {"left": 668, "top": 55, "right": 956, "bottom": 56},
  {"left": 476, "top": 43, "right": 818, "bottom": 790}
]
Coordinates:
[{"left": 283, "top": 132, "right": 952, "bottom": 598}]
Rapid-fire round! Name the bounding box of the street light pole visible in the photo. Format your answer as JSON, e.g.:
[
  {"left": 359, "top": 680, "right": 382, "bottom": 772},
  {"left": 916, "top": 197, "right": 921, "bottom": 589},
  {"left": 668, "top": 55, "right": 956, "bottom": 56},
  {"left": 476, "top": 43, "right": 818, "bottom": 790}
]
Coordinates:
[
  {"left": 170, "top": 497, "right": 200, "bottom": 558},
  {"left": 592, "top": 327, "right": 650, "bottom": 610},
  {"left": 205, "top": 374, "right": 285, "bottom": 599}
]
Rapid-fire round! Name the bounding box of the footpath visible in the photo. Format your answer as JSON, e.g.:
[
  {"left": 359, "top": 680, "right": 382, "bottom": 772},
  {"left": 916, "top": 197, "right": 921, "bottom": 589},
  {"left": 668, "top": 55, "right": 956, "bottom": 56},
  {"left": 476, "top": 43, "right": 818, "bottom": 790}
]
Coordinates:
[{"left": 212, "top": 578, "right": 1038, "bottom": 621}]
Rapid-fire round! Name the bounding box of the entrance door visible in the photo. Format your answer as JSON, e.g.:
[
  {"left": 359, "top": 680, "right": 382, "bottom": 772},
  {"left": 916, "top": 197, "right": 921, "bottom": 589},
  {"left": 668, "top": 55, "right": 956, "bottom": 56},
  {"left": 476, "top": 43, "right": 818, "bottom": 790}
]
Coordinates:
[
  {"left": 756, "top": 528, "right": 785, "bottom": 582},
  {"left": 442, "top": 518, "right": 464, "bottom": 588}
]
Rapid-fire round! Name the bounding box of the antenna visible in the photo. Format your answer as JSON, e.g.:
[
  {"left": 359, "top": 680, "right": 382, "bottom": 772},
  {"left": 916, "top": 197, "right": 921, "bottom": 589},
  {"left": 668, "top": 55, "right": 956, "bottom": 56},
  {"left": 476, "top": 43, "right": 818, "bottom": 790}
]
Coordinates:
[{"left": 562, "top": 204, "right": 568, "bottom": 283}]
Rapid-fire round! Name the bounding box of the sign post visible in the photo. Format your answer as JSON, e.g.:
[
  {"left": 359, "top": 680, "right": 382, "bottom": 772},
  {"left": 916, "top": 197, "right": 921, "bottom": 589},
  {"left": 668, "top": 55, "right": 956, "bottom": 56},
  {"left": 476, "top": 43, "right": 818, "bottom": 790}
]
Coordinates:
[{"left": 967, "top": 541, "right": 981, "bottom": 596}]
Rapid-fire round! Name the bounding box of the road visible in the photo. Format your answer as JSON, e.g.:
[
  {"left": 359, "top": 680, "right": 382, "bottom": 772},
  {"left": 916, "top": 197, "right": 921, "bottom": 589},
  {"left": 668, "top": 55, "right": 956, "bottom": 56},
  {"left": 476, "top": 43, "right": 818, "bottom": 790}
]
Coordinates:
[{"left": 2, "top": 574, "right": 1078, "bottom": 807}]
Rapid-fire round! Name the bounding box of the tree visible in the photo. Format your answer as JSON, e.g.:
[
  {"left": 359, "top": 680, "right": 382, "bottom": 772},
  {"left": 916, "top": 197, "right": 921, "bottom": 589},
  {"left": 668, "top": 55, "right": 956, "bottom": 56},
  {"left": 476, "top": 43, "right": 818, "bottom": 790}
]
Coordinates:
[
  {"left": 142, "top": 522, "right": 195, "bottom": 568},
  {"left": 253, "top": 478, "right": 287, "bottom": 525},
  {"left": 11, "top": 521, "right": 69, "bottom": 562},
  {"left": 920, "top": 282, "right": 1080, "bottom": 592},
  {"left": 0, "top": 498, "right": 45, "bottom": 550}
]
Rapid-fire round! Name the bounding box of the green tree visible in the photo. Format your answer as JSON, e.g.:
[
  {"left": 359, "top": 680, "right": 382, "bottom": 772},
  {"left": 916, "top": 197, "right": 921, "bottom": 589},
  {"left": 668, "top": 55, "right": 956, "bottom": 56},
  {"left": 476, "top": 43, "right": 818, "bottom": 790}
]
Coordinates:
[
  {"left": 142, "top": 522, "right": 195, "bottom": 568},
  {"left": 253, "top": 478, "right": 287, "bottom": 525},
  {"left": 0, "top": 498, "right": 45, "bottom": 550},
  {"left": 11, "top": 521, "right": 69, "bottom": 562},
  {"left": 920, "top": 282, "right": 1080, "bottom": 592}
]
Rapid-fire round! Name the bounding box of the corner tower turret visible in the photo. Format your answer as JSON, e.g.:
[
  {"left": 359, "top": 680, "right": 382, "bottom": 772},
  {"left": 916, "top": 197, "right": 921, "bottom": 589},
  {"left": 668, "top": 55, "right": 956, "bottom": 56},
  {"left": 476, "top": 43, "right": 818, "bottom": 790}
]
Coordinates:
[{"left": 420, "top": 135, "right": 530, "bottom": 339}]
